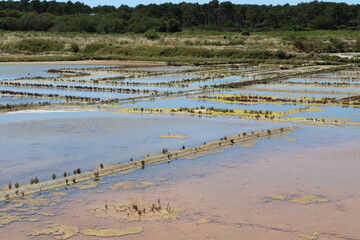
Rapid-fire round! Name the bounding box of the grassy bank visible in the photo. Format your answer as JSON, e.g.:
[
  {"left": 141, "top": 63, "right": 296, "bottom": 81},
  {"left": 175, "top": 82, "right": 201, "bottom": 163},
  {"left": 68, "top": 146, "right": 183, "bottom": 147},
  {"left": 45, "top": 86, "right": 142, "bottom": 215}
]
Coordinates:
[{"left": 0, "top": 30, "right": 359, "bottom": 64}]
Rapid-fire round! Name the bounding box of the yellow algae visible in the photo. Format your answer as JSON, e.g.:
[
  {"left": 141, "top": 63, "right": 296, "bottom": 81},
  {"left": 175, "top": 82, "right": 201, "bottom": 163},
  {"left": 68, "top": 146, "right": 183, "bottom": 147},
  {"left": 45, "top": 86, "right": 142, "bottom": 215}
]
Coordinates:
[
  {"left": 50, "top": 192, "right": 69, "bottom": 196},
  {"left": 35, "top": 212, "right": 57, "bottom": 216},
  {"left": 90, "top": 199, "right": 184, "bottom": 221},
  {"left": 76, "top": 181, "right": 99, "bottom": 190},
  {"left": 155, "top": 178, "right": 168, "bottom": 181},
  {"left": 30, "top": 224, "right": 79, "bottom": 239},
  {"left": 275, "top": 136, "right": 297, "bottom": 142},
  {"left": 239, "top": 141, "right": 258, "bottom": 148},
  {"left": 269, "top": 194, "right": 287, "bottom": 200},
  {"left": 0, "top": 215, "right": 23, "bottom": 228},
  {"left": 220, "top": 164, "right": 239, "bottom": 167},
  {"left": 299, "top": 232, "right": 320, "bottom": 240},
  {"left": 108, "top": 181, "right": 156, "bottom": 190},
  {"left": 159, "top": 134, "right": 188, "bottom": 139},
  {"left": 81, "top": 227, "right": 143, "bottom": 237},
  {"left": 291, "top": 196, "right": 329, "bottom": 204},
  {"left": 197, "top": 219, "right": 210, "bottom": 224},
  {"left": 26, "top": 218, "right": 41, "bottom": 222}
]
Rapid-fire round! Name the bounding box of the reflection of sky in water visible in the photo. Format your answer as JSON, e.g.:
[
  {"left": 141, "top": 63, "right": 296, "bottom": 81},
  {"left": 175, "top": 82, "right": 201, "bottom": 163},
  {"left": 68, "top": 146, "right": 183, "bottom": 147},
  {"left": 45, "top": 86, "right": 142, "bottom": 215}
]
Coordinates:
[
  {"left": 287, "top": 78, "right": 360, "bottom": 85},
  {"left": 289, "top": 105, "right": 360, "bottom": 122},
  {"left": 217, "top": 89, "right": 347, "bottom": 99},
  {"left": 252, "top": 83, "right": 360, "bottom": 94},
  {"left": 0, "top": 111, "right": 282, "bottom": 185},
  {"left": 64, "top": 71, "right": 121, "bottom": 81},
  {"left": 127, "top": 66, "right": 197, "bottom": 71},
  {"left": 122, "top": 96, "right": 299, "bottom": 112},
  {"left": 12, "top": 80, "right": 187, "bottom": 92},
  {"left": 0, "top": 96, "right": 63, "bottom": 105},
  {"left": 0, "top": 86, "right": 145, "bottom": 100},
  {"left": 0, "top": 65, "right": 110, "bottom": 80},
  {"left": 124, "top": 75, "right": 201, "bottom": 83}
]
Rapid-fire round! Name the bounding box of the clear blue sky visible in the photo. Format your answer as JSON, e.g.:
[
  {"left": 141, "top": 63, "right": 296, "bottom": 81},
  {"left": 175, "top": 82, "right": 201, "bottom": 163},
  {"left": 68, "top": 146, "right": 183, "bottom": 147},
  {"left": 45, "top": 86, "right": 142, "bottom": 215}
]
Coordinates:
[{"left": 71, "top": 0, "right": 359, "bottom": 7}]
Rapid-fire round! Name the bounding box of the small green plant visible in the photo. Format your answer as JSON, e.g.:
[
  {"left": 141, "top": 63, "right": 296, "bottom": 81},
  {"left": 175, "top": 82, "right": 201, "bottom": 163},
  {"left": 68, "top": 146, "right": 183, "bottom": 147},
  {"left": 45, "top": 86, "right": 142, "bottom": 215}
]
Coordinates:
[
  {"left": 144, "top": 30, "right": 160, "bottom": 40},
  {"left": 70, "top": 43, "right": 80, "bottom": 53},
  {"left": 15, "top": 182, "right": 20, "bottom": 188},
  {"left": 34, "top": 176, "right": 39, "bottom": 184},
  {"left": 100, "top": 163, "right": 104, "bottom": 169},
  {"left": 162, "top": 148, "right": 168, "bottom": 154},
  {"left": 182, "top": 145, "right": 185, "bottom": 150},
  {"left": 63, "top": 172, "right": 67, "bottom": 177},
  {"left": 76, "top": 168, "right": 81, "bottom": 174},
  {"left": 8, "top": 182, "right": 12, "bottom": 190},
  {"left": 30, "top": 178, "right": 34, "bottom": 184},
  {"left": 72, "top": 178, "right": 76, "bottom": 183},
  {"left": 52, "top": 173, "right": 56, "bottom": 180},
  {"left": 141, "top": 160, "right": 145, "bottom": 169}
]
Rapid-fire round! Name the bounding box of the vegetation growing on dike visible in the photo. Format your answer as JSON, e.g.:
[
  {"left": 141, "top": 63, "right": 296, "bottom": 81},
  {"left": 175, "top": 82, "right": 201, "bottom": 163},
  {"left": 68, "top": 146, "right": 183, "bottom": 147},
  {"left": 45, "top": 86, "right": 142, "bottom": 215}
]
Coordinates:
[{"left": 0, "top": 126, "right": 299, "bottom": 201}]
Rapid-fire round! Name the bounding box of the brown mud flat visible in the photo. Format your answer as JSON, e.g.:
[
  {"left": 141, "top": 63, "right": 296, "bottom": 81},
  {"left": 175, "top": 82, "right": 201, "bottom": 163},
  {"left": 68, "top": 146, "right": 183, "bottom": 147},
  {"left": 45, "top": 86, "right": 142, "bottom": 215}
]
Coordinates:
[
  {"left": 0, "top": 126, "right": 299, "bottom": 201},
  {"left": 0, "top": 60, "right": 167, "bottom": 67}
]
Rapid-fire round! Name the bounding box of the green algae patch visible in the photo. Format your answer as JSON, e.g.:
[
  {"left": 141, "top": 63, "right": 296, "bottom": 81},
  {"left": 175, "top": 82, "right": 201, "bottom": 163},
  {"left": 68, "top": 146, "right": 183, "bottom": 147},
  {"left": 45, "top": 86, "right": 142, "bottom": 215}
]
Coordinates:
[
  {"left": 220, "top": 164, "right": 239, "bottom": 167},
  {"left": 30, "top": 224, "right": 79, "bottom": 239},
  {"left": 269, "top": 194, "right": 328, "bottom": 204},
  {"left": 299, "top": 232, "right": 320, "bottom": 240},
  {"left": 291, "top": 196, "right": 329, "bottom": 204},
  {"left": 108, "top": 181, "right": 156, "bottom": 190},
  {"left": 269, "top": 194, "right": 287, "bottom": 200},
  {"left": 197, "top": 219, "right": 210, "bottom": 224},
  {"left": 81, "top": 227, "right": 143, "bottom": 237},
  {"left": 159, "top": 134, "right": 188, "bottom": 139}
]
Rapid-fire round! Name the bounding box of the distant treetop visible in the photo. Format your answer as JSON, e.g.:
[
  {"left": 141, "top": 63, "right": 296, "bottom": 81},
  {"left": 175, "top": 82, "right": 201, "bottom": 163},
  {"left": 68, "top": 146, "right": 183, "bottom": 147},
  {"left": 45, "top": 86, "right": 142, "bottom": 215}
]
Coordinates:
[{"left": 0, "top": 0, "right": 359, "bottom": 33}]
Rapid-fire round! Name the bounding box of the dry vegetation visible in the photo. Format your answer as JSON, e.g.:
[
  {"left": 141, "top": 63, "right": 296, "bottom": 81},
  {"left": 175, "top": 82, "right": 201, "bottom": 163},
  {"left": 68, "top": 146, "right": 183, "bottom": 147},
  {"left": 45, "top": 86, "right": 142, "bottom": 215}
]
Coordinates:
[{"left": 0, "top": 30, "right": 359, "bottom": 63}]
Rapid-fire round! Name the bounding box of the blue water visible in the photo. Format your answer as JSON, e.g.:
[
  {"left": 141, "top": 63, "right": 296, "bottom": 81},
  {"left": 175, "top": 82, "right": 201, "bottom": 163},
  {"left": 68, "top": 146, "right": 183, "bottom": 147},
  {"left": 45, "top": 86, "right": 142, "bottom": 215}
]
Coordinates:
[{"left": 0, "top": 65, "right": 111, "bottom": 80}]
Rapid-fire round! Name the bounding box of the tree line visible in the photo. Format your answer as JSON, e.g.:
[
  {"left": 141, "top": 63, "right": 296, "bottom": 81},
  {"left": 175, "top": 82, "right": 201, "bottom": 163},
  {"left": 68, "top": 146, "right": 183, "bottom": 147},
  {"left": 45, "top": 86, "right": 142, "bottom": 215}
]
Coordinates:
[{"left": 0, "top": 0, "right": 359, "bottom": 33}]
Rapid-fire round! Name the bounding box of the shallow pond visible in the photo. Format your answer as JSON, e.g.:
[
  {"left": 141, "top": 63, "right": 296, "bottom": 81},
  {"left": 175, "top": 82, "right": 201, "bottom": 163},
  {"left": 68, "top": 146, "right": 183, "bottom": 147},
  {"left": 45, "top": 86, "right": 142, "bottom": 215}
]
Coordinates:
[
  {"left": 0, "top": 110, "right": 283, "bottom": 186},
  {"left": 0, "top": 65, "right": 111, "bottom": 80},
  {"left": 1, "top": 125, "right": 359, "bottom": 240}
]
